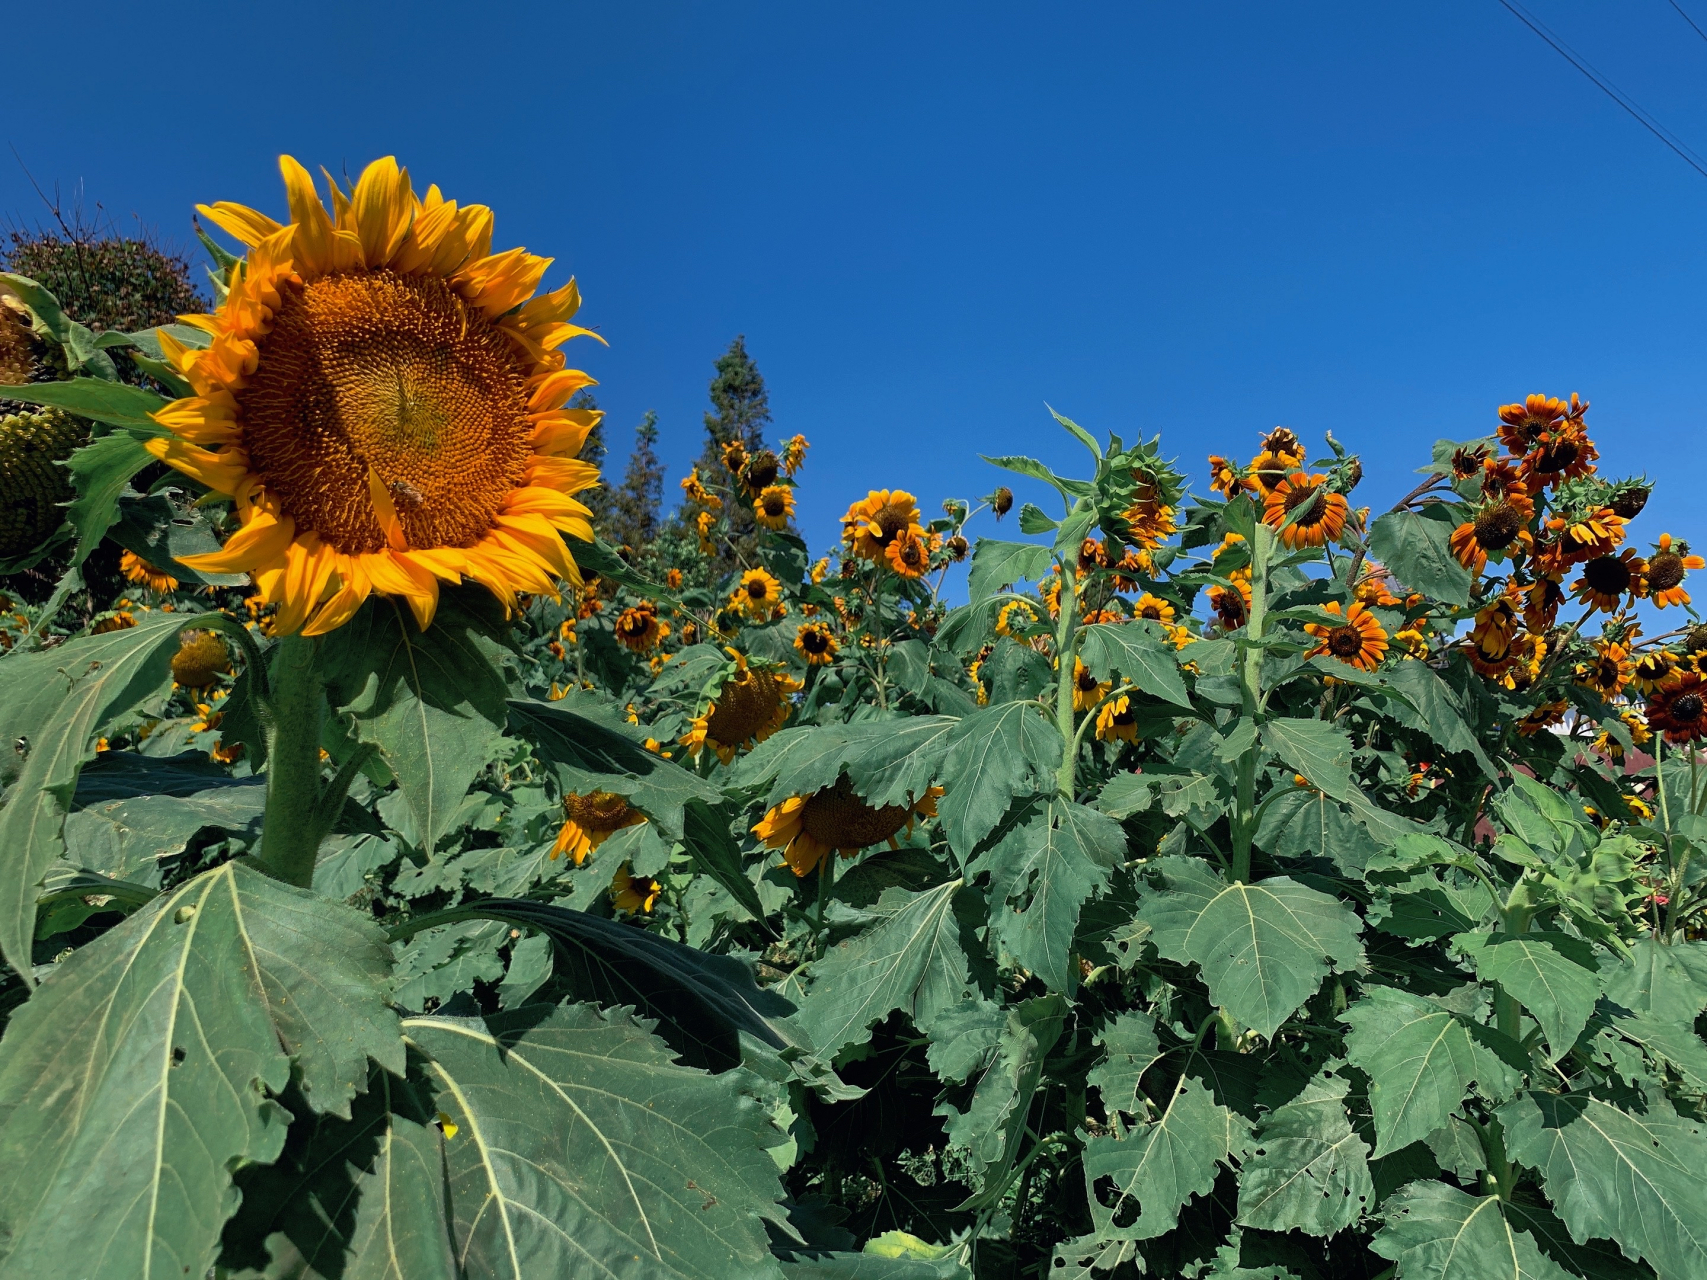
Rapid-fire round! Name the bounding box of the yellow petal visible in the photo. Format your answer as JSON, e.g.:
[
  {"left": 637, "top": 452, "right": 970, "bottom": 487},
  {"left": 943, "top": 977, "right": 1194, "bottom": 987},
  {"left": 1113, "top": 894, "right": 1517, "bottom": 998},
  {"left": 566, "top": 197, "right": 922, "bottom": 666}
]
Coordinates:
[
  {"left": 178, "top": 509, "right": 295, "bottom": 574},
  {"left": 143, "top": 437, "right": 249, "bottom": 496},
  {"left": 195, "top": 202, "right": 282, "bottom": 247},
  {"left": 527, "top": 370, "right": 597, "bottom": 413},
  {"left": 303, "top": 559, "right": 373, "bottom": 637},
  {"left": 351, "top": 155, "right": 413, "bottom": 267},
  {"left": 278, "top": 155, "right": 336, "bottom": 277},
  {"left": 363, "top": 552, "right": 441, "bottom": 630},
  {"left": 366, "top": 465, "right": 409, "bottom": 551}
]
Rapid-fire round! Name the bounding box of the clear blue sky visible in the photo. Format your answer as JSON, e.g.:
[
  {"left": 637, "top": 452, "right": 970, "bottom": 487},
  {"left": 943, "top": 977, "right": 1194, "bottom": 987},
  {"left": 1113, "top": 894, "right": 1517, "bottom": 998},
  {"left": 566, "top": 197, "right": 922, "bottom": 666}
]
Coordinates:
[{"left": 8, "top": 1, "right": 1707, "bottom": 566}]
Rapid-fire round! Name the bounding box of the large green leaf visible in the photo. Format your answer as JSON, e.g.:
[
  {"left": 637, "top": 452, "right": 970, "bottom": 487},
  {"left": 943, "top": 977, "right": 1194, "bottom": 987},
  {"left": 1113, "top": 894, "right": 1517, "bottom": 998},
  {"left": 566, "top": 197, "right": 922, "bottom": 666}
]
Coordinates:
[
  {"left": 404, "top": 1003, "right": 789, "bottom": 1280},
  {"left": 1078, "top": 621, "right": 1192, "bottom": 709},
  {"left": 0, "top": 376, "right": 166, "bottom": 428},
  {"left": 1370, "top": 1180, "right": 1573, "bottom": 1280},
  {"left": 1259, "top": 719, "right": 1355, "bottom": 802},
  {"left": 1601, "top": 937, "right": 1707, "bottom": 1023},
  {"left": 967, "top": 538, "right": 1054, "bottom": 603},
  {"left": 1381, "top": 660, "right": 1495, "bottom": 776},
  {"left": 842, "top": 716, "right": 959, "bottom": 808},
  {"left": 0, "top": 861, "right": 401, "bottom": 1279},
  {"left": 322, "top": 594, "right": 511, "bottom": 854},
  {"left": 798, "top": 880, "right": 975, "bottom": 1057},
  {"left": 1367, "top": 508, "right": 1473, "bottom": 606},
  {"left": 1340, "top": 985, "right": 1523, "bottom": 1157},
  {"left": 1087, "top": 1011, "right": 1164, "bottom": 1120},
  {"left": 1235, "top": 1072, "right": 1373, "bottom": 1235},
  {"left": 1080, "top": 1074, "right": 1250, "bottom": 1241},
  {"left": 973, "top": 798, "right": 1122, "bottom": 991},
  {"left": 64, "top": 430, "right": 162, "bottom": 566},
  {"left": 936, "top": 702, "right": 1061, "bottom": 855},
  {"left": 0, "top": 611, "right": 192, "bottom": 980},
  {"left": 1455, "top": 932, "right": 1603, "bottom": 1060},
  {"left": 1136, "top": 856, "right": 1364, "bottom": 1038},
  {"left": 1499, "top": 1090, "right": 1707, "bottom": 1280}
]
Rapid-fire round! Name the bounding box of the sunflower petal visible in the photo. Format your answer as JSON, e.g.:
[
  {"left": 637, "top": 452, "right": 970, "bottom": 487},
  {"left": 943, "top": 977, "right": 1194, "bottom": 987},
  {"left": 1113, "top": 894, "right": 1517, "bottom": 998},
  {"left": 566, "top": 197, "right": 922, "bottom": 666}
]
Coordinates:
[
  {"left": 278, "top": 155, "right": 337, "bottom": 277},
  {"left": 143, "top": 437, "right": 249, "bottom": 496},
  {"left": 363, "top": 551, "right": 441, "bottom": 630},
  {"left": 196, "top": 202, "right": 283, "bottom": 247},
  {"left": 303, "top": 559, "right": 373, "bottom": 637},
  {"left": 351, "top": 155, "right": 414, "bottom": 267},
  {"left": 177, "top": 508, "right": 296, "bottom": 574}
]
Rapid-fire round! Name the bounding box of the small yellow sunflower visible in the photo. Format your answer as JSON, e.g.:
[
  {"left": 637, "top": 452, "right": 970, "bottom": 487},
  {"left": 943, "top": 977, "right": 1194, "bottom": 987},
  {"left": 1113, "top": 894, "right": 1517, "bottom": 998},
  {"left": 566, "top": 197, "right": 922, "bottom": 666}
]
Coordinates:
[
  {"left": 731, "top": 567, "right": 785, "bottom": 620},
  {"left": 885, "top": 525, "right": 930, "bottom": 578},
  {"left": 1630, "top": 650, "right": 1678, "bottom": 696},
  {"left": 1262, "top": 472, "right": 1348, "bottom": 549},
  {"left": 755, "top": 484, "right": 795, "bottom": 530},
  {"left": 843, "top": 490, "right": 921, "bottom": 562},
  {"left": 1593, "top": 708, "right": 1651, "bottom": 762},
  {"left": 666, "top": 567, "right": 683, "bottom": 589},
  {"left": 1304, "top": 600, "right": 1388, "bottom": 672},
  {"left": 614, "top": 603, "right": 669, "bottom": 653},
  {"left": 996, "top": 599, "right": 1038, "bottom": 636},
  {"left": 1095, "top": 694, "right": 1140, "bottom": 743},
  {"left": 682, "top": 650, "right": 801, "bottom": 763},
  {"left": 1643, "top": 534, "right": 1704, "bottom": 608},
  {"left": 610, "top": 863, "right": 661, "bottom": 913},
  {"left": 552, "top": 790, "right": 646, "bottom": 863},
  {"left": 795, "top": 621, "right": 839, "bottom": 665},
  {"left": 1207, "top": 454, "right": 1250, "bottom": 499},
  {"left": 154, "top": 155, "right": 602, "bottom": 636},
  {"left": 1132, "top": 593, "right": 1176, "bottom": 626},
  {"left": 680, "top": 466, "right": 722, "bottom": 510},
  {"left": 1072, "top": 657, "right": 1111, "bottom": 712},
  {"left": 120, "top": 550, "right": 179, "bottom": 593},
  {"left": 1575, "top": 639, "right": 1634, "bottom": 699},
  {"left": 753, "top": 776, "right": 942, "bottom": 878}
]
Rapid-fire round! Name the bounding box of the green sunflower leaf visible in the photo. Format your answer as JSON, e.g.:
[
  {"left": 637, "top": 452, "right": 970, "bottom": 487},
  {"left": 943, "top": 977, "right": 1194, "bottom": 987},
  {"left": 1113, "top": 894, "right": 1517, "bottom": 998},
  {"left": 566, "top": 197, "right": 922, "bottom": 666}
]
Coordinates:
[
  {"left": 1370, "top": 1180, "right": 1573, "bottom": 1280},
  {"left": 1078, "top": 620, "right": 1192, "bottom": 709},
  {"left": 1454, "top": 931, "right": 1603, "bottom": 1060},
  {"left": 1259, "top": 719, "right": 1355, "bottom": 802},
  {"left": 1235, "top": 1072, "right": 1373, "bottom": 1235},
  {"left": 935, "top": 701, "right": 1062, "bottom": 856},
  {"left": 1366, "top": 507, "right": 1473, "bottom": 607},
  {"left": 967, "top": 538, "right": 1054, "bottom": 603}
]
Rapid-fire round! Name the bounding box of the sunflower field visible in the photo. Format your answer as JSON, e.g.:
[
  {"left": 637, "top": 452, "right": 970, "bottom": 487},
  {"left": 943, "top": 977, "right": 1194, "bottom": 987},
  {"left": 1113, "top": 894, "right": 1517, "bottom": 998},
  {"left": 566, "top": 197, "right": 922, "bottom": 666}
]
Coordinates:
[{"left": 0, "top": 156, "right": 1705, "bottom": 1280}]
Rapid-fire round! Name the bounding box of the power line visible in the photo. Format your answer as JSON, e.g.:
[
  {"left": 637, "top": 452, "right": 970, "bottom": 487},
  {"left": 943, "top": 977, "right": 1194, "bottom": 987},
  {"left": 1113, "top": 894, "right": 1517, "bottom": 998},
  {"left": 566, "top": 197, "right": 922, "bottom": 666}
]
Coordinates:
[
  {"left": 1495, "top": 0, "right": 1707, "bottom": 181},
  {"left": 1666, "top": 0, "right": 1707, "bottom": 48}
]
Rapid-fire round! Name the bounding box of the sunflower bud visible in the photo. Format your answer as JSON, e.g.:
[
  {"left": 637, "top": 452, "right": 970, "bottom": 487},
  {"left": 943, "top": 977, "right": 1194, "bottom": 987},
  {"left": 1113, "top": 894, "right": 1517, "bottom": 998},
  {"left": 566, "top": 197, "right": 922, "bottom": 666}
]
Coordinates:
[
  {"left": 992, "top": 487, "right": 1014, "bottom": 519},
  {"left": 1343, "top": 458, "right": 1363, "bottom": 492},
  {"left": 1687, "top": 624, "right": 1707, "bottom": 654},
  {"left": 945, "top": 534, "right": 970, "bottom": 562}
]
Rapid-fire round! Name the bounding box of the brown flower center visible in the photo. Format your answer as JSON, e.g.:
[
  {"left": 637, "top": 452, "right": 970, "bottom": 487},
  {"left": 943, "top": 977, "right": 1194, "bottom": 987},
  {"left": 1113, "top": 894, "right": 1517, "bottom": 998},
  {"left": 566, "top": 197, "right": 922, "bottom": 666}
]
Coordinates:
[
  {"left": 1532, "top": 439, "right": 1579, "bottom": 474},
  {"left": 1673, "top": 693, "right": 1704, "bottom": 722},
  {"left": 1283, "top": 482, "right": 1324, "bottom": 524},
  {"left": 705, "top": 668, "right": 785, "bottom": 743},
  {"left": 800, "top": 628, "right": 830, "bottom": 654},
  {"left": 1327, "top": 625, "right": 1363, "bottom": 658},
  {"left": 1582, "top": 555, "right": 1632, "bottom": 596},
  {"left": 564, "top": 790, "right": 635, "bottom": 832},
  {"left": 239, "top": 270, "right": 532, "bottom": 555},
  {"left": 1473, "top": 501, "right": 1524, "bottom": 550},
  {"left": 742, "top": 450, "right": 779, "bottom": 490},
  {"left": 1647, "top": 552, "right": 1686, "bottom": 592},
  {"left": 761, "top": 492, "right": 787, "bottom": 518},
  {"left": 800, "top": 777, "right": 913, "bottom": 850}
]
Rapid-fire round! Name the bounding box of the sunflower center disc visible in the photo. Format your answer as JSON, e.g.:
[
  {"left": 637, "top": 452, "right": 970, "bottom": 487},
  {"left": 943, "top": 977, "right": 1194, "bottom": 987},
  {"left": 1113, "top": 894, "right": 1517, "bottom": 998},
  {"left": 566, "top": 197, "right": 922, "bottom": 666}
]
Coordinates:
[
  {"left": 1648, "top": 553, "right": 1685, "bottom": 592},
  {"left": 1583, "top": 557, "right": 1630, "bottom": 595},
  {"left": 1674, "top": 694, "right": 1704, "bottom": 721},
  {"left": 1328, "top": 626, "right": 1362, "bottom": 658},
  {"left": 239, "top": 270, "right": 533, "bottom": 555},
  {"left": 565, "top": 791, "right": 634, "bottom": 833},
  {"left": 800, "top": 779, "right": 911, "bottom": 850}
]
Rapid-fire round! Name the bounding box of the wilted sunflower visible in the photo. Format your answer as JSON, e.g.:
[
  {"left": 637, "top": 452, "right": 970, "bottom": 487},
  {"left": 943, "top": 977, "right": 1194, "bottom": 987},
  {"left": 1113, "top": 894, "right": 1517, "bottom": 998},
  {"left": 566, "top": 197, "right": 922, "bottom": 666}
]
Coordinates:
[
  {"left": 1516, "top": 699, "right": 1569, "bottom": 737},
  {"left": 740, "top": 449, "right": 781, "bottom": 497},
  {"left": 119, "top": 550, "right": 180, "bottom": 594},
  {"left": 1262, "top": 472, "right": 1348, "bottom": 549},
  {"left": 171, "top": 629, "right": 231, "bottom": 688},
  {"left": 1523, "top": 572, "right": 1566, "bottom": 632},
  {"left": 844, "top": 490, "right": 922, "bottom": 562},
  {"left": 680, "top": 466, "right": 722, "bottom": 510},
  {"left": 154, "top": 155, "right": 602, "bottom": 636},
  {"left": 754, "top": 776, "right": 942, "bottom": 878},
  {"left": 1132, "top": 592, "right": 1176, "bottom": 626},
  {"left": 1207, "top": 454, "right": 1249, "bottom": 499},
  {"left": 1575, "top": 639, "right": 1634, "bottom": 699},
  {"left": 721, "top": 439, "right": 748, "bottom": 475},
  {"left": 944, "top": 534, "right": 970, "bottom": 562},
  {"left": 731, "top": 567, "right": 785, "bottom": 620},
  {"left": 1496, "top": 394, "right": 1568, "bottom": 455},
  {"left": 610, "top": 863, "right": 661, "bottom": 913},
  {"left": 781, "top": 434, "right": 809, "bottom": 476},
  {"left": 1095, "top": 694, "right": 1140, "bottom": 743},
  {"left": 1207, "top": 572, "right": 1252, "bottom": 630},
  {"left": 682, "top": 651, "right": 801, "bottom": 763},
  {"left": 755, "top": 485, "right": 794, "bottom": 530},
  {"left": 1304, "top": 600, "right": 1388, "bottom": 671},
  {"left": 885, "top": 526, "right": 930, "bottom": 578},
  {"left": 1450, "top": 442, "right": 1493, "bottom": 479},
  {"left": 1574, "top": 550, "right": 1646, "bottom": 614},
  {"left": 1647, "top": 672, "right": 1707, "bottom": 743},
  {"left": 614, "top": 602, "right": 669, "bottom": 652},
  {"left": 795, "top": 621, "right": 838, "bottom": 665},
  {"left": 1072, "top": 657, "right": 1111, "bottom": 711},
  {"left": 1643, "top": 534, "right": 1704, "bottom": 608},
  {"left": 552, "top": 790, "right": 646, "bottom": 863}
]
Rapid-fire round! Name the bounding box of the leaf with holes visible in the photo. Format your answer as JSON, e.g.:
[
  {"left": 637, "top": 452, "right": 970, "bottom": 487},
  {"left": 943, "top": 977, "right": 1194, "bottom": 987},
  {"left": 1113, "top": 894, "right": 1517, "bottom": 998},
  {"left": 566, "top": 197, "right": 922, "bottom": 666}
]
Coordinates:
[
  {"left": 1455, "top": 932, "right": 1603, "bottom": 1060},
  {"left": 405, "top": 1003, "right": 789, "bottom": 1280},
  {"left": 1370, "top": 1179, "right": 1573, "bottom": 1280},
  {"left": 1087, "top": 1011, "right": 1163, "bottom": 1120},
  {"left": 1235, "top": 1072, "right": 1373, "bottom": 1235}
]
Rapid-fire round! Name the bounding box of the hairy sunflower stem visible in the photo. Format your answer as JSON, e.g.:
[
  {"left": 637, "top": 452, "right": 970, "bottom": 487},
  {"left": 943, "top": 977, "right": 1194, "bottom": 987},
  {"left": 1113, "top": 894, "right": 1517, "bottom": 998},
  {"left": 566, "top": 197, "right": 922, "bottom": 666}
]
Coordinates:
[
  {"left": 1053, "top": 556, "right": 1082, "bottom": 800},
  {"left": 257, "top": 634, "right": 326, "bottom": 888},
  {"left": 1230, "top": 521, "right": 1274, "bottom": 884}
]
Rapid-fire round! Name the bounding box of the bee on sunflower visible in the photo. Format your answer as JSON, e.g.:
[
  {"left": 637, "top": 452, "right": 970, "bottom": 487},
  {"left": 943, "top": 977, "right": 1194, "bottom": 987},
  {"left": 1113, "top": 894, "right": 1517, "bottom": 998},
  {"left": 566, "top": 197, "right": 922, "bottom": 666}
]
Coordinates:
[
  {"left": 552, "top": 790, "right": 646, "bottom": 863},
  {"left": 1304, "top": 600, "right": 1389, "bottom": 672},
  {"left": 1642, "top": 534, "right": 1704, "bottom": 608},
  {"left": 1262, "top": 472, "right": 1349, "bottom": 549},
  {"left": 754, "top": 485, "right": 795, "bottom": 531},
  {"left": 731, "top": 567, "right": 786, "bottom": 620},
  {"left": 152, "top": 156, "right": 603, "bottom": 636},
  {"left": 754, "top": 776, "right": 942, "bottom": 877},
  {"left": 795, "top": 621, "right": 839, "bottom": 665},
  {"left": 120, "top": 551, "right": 179, "bottom": 594},
  {"left": 682, "top": 650, "right": 801, "bottom": 763},
  {"left": 1573, "top": 549, "right": 1646, "bottom": 614},
  {"left": 614, "top": 602, "right": 669, "bottom": 652}
]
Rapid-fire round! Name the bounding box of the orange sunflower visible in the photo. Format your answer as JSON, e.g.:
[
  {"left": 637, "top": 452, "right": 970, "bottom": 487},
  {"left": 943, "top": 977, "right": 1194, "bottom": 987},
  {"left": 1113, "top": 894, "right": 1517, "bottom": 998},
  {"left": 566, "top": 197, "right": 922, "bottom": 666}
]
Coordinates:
[
  {"left": 1208, "top": 454, "right": 1250, "bottom": 499},
  {"left": 152, "top": 155, "right": 602, "bottom": 636},
  {"left": 885, "top": 526, "right": 931, "bottom": 578},
  {"left": 843, "top": 490, "right": 922, "bottom": 562},
  {"left": 1643, "top": 534, "right": 1704, "bottom": 608},
  {"left": 614, "top": 602, "right": 669, "bottom": 652},
  {"left": 1207, "top": 571, "right": 1252, "bottom": 630},
  {"left": 1449, "top": 497, "right": 1532, "bottom": 575},
  {"left": 1132, "top": 592, "right": 1177, "bottom": 625},
  {"left": 1262, "top": 472, "right": 1348, "bottom": 549},
  {"left": 120, "top": 550, "right": 179, "bottom": 593},
  {"left": 552, "top": 790, "right": 646, "bottom": 863},
  {"left": 1647, "top": 673, "right": 1707, "bottom": 743},
  {"left": 754, "top": 777, "right": 942, "bottom": 877},
  {"left": 1574, "top": 550, "right": 1646, "bottom": 614},
  {"left": 1304, "top": 600, "right": 1388, "bottom": 671},
  {"left": 1496, "top": 394, "right": 1568, "bottom": 455},
  {"left": 1575, "top": 639, "right": 1634, "bottom": 699}
]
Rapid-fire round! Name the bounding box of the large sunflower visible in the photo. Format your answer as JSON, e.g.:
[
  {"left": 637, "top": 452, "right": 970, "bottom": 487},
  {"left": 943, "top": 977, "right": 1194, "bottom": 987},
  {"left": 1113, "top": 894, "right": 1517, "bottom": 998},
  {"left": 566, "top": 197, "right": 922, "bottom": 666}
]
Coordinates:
[
  {"left": 1647, "top": 672, "right": 1707, "bottom": 744},
  {"left": 1262, "top": 472, "right": 1348, "bottom": 549},
  {"left": 1304, "top": 600, "right": 1388, "bottom": 671},
  {"left": 552, "top": 790, "right": 646, "bottom": 863},
  {"left": 843, "top": 490, "right": 921, "bottom": 562},
  {"left": 151, "top": 156, "right": 602, "bottom": 636},
  {"left": 683, "top": 650, "right": 802, "bottom": 763},
  {"left": 754, "top": 776, "right": 942, "bottom": 878}
]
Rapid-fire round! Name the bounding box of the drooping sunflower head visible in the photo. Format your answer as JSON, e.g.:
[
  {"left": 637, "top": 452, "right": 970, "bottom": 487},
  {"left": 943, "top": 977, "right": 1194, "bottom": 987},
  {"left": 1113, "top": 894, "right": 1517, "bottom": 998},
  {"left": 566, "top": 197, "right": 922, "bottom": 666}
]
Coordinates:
[
  {"left": 720, "top": 439, "right": 748, "bottom": 476},
  {"left": 795, "top": 621, "right": 839, "bottom": 665},
  {"left": 1095, "top": 694, "right": 1139, "bottom": 743},
  {"left": 843, "top": 489, "right": 923, "bottom": 562},
  {"left": 740, "top": 449, "right": 780, "bottom": 496},
  {"left": 1207, "top": 454, "right": 1248, "bottom": 499},
  {"left": 682, "top": 651, "right": 802, "bottom": 763},
  {"left": 755, "top": 484, "right": 795, "bottom": 531},
  {"left": 171, "top": 629, "right": 232, "bottom": 688},
  {"left": 552, "top": 789, "right": 645, "bottom": 863},
  {"left": 991, "top": 486, "right": 1014, "bottom": 518},
  {"left": 945, "top": 534, "right": 970, "bottom": 562},
  {"left": 1208, "top": 572, "right": 1252, "bottom": 630},
  {"left": 610, "top": 863, "right": 661, "bottom": 913},
  {"left": 614, "top": 602, "right": 669, "bottom": 653},
  {"left": 120, "top": 550, "right": 180, "bottom": 594},
  {"left": 781, "top": 434, "right": 809, "bottom": 476},
  {"left": 1648, "top": 672, "right": 1707, "bottom": 744},
  {"left": 1263, "top": 472, "right": 1348, "bottom": 549},
  {"left": 1516, "top": 699, "right": 1569, "bottom": 737},
  {"left": 885, "top": 526, "right": 930, "bottom": 579},
  {"left": 754, "top": 775, "right": 942, "bottom": 878},
  {"left": 732, "top": 567, "right": 785, "bottom": 620},
  {"left": 1607, "top": 479, "right": 1651, "bottom": 521},
  {"left": 1305, "top": 600, "right": 1388, "bottom": 672},
  {"left": 151, "top": 155, "right": 603, "bottom": 637},
  {"left": 1259, "top": 427, "right": 1304, "bottom": 464}
]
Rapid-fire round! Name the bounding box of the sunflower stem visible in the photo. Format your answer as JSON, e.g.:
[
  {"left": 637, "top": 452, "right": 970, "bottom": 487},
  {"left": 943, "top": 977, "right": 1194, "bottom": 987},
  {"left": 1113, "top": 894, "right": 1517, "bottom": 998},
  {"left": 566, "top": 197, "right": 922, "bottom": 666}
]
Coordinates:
[
  {"left": 1054, "top": 558, "right": 1082, "bottom": 800},
  {"left": 1230, "top": 521, "right": 1274, "bottom": 884},
  {"left": 257, "top": 634, "right": 327, "bottom": 888}
]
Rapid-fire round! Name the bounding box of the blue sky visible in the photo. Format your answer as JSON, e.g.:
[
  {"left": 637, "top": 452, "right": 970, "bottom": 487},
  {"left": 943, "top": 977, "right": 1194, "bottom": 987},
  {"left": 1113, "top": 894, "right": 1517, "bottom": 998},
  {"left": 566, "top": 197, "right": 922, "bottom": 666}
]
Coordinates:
[{"left": 7, "top": 1, "right": 1707, "bottom": 570}]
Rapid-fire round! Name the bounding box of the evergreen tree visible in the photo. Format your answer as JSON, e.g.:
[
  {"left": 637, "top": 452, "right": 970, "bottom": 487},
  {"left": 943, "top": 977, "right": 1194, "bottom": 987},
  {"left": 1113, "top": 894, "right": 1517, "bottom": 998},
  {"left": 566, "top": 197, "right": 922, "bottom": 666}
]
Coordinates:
[
  {"left": 609, "top": 411, "right": 664, "bottom": 553},
  {"left": 688, "top": 336, "right": 775, "bottom": 577}
]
